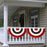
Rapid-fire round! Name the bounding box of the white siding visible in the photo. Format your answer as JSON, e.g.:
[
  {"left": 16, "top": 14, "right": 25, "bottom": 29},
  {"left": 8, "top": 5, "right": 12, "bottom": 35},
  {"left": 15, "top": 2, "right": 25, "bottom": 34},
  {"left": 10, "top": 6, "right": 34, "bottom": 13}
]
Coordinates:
[{"left": 39, "top": 4, "right": 47, "bottom": 45}]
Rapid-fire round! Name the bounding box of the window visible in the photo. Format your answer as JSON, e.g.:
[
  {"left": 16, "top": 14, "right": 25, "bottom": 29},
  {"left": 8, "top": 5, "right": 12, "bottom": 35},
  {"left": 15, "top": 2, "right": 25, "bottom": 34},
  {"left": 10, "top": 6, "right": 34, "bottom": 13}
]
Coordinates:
[
  {"left": 13, "top": 18, "right": 18, "bottom": 27},
  {"left": 30, "top": 9, "right": 39, "bottom": 27},
  {"left": 31, "top": 16, "right": 38, "bottom": 27}
]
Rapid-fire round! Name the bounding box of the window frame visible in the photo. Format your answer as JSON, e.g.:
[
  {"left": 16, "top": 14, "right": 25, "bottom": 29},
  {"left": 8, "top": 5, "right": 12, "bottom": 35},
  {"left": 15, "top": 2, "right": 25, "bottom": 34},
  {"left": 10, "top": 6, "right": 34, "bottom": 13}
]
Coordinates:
[
  {"left": 31, "top": 15, "right": 38, "bottom": 27},
  {"left": 29, "top": 9, "right": 39, "bottom": 27}
]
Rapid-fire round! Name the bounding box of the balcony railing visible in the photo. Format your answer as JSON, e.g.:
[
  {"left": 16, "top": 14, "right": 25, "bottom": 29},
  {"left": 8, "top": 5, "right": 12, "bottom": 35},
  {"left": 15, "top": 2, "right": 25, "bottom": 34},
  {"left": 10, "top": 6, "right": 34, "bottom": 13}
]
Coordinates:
[
  {"left": 0, "top": 27, "right": 45, "bottom": 44},
  {"left": 7, "top": 27, "right": 45, "bottom": 44}
]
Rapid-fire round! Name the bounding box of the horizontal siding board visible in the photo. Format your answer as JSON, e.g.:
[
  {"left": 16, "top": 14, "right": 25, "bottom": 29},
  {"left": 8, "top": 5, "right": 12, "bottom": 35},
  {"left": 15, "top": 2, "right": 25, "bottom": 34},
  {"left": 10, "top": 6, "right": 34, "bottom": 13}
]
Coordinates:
[{"left": 39, "top": 5, "right": 47, "bottom": 45}]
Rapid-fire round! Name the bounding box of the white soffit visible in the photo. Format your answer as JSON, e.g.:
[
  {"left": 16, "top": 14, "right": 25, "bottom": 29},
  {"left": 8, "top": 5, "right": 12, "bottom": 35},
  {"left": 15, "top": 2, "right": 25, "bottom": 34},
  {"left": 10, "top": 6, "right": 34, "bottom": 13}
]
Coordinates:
[
  {"left": 4, "top": 0, "right": 47, "bottom": 3},
  {"left": 4, "top": 1, "right": 45, "bottom": 7},
  {"left": 0, "top": 0, "right": 46, "bottom": 7}
]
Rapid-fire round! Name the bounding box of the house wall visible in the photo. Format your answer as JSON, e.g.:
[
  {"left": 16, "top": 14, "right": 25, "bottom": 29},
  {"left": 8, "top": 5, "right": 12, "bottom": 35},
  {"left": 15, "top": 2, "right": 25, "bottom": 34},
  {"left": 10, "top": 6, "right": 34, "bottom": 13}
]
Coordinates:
[
  {"left": 39, "top": 4, "right": 47, "bottom": 47},
  {"left": 0, "top": 3, "right": 47, "bottom": 47},
  {"left": 0, "top": 4, "right": 46, "bottom": 47},
  {"left": 9, "top": 7, "right": 39, "bottom": 27},
  {"left": 9, "top": 7, "right": 47, "bottom": 47},
  {"left": 9, "top": 7, "right": 30, "bottom": 27}
]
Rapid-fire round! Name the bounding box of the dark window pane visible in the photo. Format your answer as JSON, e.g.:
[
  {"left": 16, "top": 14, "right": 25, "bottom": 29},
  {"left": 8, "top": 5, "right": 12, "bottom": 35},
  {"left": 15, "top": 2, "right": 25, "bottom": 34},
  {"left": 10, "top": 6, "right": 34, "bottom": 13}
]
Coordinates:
[
  {"left": 35, "top": 25, "right": 38, "bottom": 27},
  {"left": 31, "top": 24, "right": 34, "bottom": 27},
  {"left": 30, "top": 9, "right": 39, "bottom": 27},
  {"left": 31, "top": 19, "right": 34, "bottom": 21},
  {"left": 30, "top": 9, "right": 39, "bottom": 16},
  {"left": 35, "top": 18, "right": 38, "bottom": 20},
  {"left": 13, "top": 19, "right": 17, "bottom": 27},
  {"left": 35, "top": 18, "right": 38, "bottom": 27},
  {"left": 35, "top": 22, "right": 38, "bottom": 24}
]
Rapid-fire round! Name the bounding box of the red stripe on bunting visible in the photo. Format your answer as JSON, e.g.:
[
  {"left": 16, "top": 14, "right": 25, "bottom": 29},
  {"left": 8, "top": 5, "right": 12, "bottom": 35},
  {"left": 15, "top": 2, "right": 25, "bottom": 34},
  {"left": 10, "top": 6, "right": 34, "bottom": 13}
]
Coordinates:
[
  {"left": 8, "top": 28, "right": 26, "bottom": 38},
  {"left": 27, "top": 28, "right": 45, "bottom": 38}
]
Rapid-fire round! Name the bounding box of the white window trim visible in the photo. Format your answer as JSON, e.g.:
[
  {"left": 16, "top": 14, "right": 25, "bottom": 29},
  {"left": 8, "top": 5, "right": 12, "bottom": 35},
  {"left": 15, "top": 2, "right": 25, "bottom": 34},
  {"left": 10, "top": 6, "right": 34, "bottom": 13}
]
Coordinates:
[
  {"left": 31, "top": 15, "right": 38, "bottom": 27},
  {"left": 19, "top": 10, "right": 25, "bottom": 15},
  {"left": 31, "top": 15, "right": 38, "bottom": 19}
]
